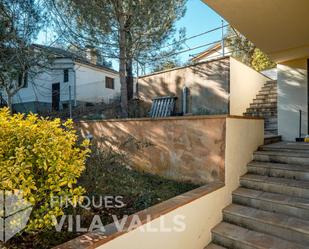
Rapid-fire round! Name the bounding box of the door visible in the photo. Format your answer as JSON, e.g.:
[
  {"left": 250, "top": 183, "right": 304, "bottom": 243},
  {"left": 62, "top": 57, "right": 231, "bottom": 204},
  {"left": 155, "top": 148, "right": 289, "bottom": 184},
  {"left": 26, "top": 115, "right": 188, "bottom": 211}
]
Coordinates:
[{"left": 52, "top": 83, "right": 60, "bottom": 111}]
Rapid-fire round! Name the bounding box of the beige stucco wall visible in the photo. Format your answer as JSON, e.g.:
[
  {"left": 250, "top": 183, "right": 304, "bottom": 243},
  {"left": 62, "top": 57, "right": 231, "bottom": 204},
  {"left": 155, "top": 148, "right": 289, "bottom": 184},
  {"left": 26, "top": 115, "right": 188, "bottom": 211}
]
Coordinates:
[
  {"left": 78, "top": 116, "right": 226, "bottom": 184},
  {"left": 92, "top": 117, "right": 263, "bottom": 249},
  {"left": 229, "top": 57, "right": 271, "bottom": 115},
  {"left": 278, "top": 58, "right": 308, "bottom": 141},
  {"left": 138, "top": 58, "right": 230, "bottom": 115}
]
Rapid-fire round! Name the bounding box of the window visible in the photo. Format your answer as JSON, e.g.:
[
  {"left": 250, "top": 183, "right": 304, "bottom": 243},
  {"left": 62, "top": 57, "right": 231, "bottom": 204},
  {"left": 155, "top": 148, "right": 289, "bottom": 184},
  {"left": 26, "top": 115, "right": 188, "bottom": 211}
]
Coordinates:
[
  {"left": 18, "top": 72, "right": 28, "bottom": 88},
  {"left": 64, "top": 69, "right": 69, "bottom": 82},
  {"left": 105, "top": 76, "right": 115, "bottom": 89}
]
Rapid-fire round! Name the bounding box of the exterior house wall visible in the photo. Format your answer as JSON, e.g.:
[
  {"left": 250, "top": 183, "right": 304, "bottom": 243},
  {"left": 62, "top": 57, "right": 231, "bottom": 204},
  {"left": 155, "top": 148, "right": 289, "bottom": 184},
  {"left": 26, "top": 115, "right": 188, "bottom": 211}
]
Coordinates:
[
  {"left": 11, "top": 58, "right": 74, "bottom": 113},
  {"left": 278, "top": 58, "right": 308, "bottom": 141},
  {"left": 138, "top": 58, "right": 230, "bottom": 115},
  {"left": 229, "top": 57, "right": 271, "bottom": 115},
  {"left": 192, "top": 45, "right": 230, "bottom": 63},
  {"left": 78, "top": 116, "right": 226, "bottom": 184},
  {"left": 4, "top": 58, "right": 120, "bottom": 113},
  {"left": 74, "top": 63, "right": 121, "bottom": 104}
]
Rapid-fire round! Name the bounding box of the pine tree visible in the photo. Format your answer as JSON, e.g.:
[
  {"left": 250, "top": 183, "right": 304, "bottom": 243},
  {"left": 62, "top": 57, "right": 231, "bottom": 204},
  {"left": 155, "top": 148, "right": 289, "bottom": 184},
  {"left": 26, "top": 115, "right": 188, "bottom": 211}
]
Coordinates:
[{"left": 49, "top": 0, "right": 187, "bottom": 117}]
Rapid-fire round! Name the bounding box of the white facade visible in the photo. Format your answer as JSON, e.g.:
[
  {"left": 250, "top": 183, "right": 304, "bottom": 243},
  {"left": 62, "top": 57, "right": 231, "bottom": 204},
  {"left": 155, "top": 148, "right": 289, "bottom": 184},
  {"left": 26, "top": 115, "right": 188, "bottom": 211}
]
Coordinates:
[
  {"left": 6, "top": 57, "right": 120, "bottom": 113},
  {"left": 191, "top": 43, "right": 230, "bottom": 63},
  {"left": 278, "top": 58, "right": 308, "bottom": 141}
]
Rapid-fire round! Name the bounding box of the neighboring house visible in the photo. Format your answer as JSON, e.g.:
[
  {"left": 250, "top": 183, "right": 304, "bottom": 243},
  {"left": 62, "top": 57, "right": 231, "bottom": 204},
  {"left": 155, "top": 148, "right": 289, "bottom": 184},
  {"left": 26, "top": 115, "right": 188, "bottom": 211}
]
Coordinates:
[
  {"left": 192, "top": 42, "right": 278, "bottom": 80},
  {"left": 3, "top": 45, "right": 121, "bottom": 113},
  {"left": 190, "top": 42, "right": 230, "bottom": 63}
]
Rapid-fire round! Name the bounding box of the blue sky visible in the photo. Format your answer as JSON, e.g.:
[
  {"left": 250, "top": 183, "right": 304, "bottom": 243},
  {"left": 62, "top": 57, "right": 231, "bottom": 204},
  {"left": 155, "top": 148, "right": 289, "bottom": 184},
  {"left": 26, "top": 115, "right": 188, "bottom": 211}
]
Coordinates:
[
  {"left": 175, "top": 0, "right": 226, "bottom": 63},
  {"left": 37, "top": 0, "right": 226, "bottom": 70}
]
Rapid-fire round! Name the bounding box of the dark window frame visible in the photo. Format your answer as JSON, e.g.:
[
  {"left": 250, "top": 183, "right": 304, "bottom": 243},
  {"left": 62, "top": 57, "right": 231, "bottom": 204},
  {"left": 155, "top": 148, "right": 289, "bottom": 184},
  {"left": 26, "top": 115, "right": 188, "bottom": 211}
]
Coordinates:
[
  {"left": 64, "top": 69, "right": 69, "bottom": 82},
  {"left": 105, "top": 76, "right": 115, "bottom": 89}
]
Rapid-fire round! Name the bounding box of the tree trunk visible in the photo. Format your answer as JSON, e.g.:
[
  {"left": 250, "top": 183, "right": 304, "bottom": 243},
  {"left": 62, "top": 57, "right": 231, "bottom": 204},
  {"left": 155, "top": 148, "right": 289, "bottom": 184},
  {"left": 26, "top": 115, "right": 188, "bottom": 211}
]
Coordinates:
[
  {"left": 126, "top": 58, "right": 134, "bottom": 101},
  {"left": 125, "top": 16, "right": 133, "bottom": 101},
  {"left": 7, "top": 93, "right": 13, "bottom": 113},
  {"left": 119, "top": 15, "right": 128, "bottom": 117}
]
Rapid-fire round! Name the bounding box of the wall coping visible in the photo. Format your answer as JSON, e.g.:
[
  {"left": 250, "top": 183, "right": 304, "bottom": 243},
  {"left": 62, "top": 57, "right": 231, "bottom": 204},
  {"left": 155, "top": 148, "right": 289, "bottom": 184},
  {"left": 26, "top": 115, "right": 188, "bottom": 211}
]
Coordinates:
[
  {"left": 53, "top": 181, "right": 224, "bottom": 249},
  {"left": 78, "top": 115, "right": 263, "bottom": 123},
  {"left": 138, "top": 56, "right": 230, "bottom": 78}
]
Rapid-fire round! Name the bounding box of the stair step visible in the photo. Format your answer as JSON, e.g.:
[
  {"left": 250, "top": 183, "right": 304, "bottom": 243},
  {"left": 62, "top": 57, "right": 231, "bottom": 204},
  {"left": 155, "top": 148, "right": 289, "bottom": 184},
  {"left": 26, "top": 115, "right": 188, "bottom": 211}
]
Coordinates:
[
  {"left": 244, "top": 112, "right": 277, "bottom": 117},
  {"left": 240, "top": 174, "right": 309, "bottom": 198},
  {"left": 256, "top": 94, "right": 277, "bottom": 100},
  {"left": 264, "top": 135, "right": 281, "bottom": 145},
  {"left": 259, "top": 90, "right": 277, "bottom": 95},
  {"left": 253, "top": 150, "right": 309, "bottom": 165},
  {"left": 259, "top": 142, "right": 309, "bottom": 153},
  {"left": 233, "top": 187, "right": 309, "bottom": 219},
  {"left": 247, "top": 161, "right": 309, "bottom": 180},
  {"left": 204, "top": 243, "right": 227, "bottom": 249},
  {"left": 250, "top": 103, "right": 277, "bottom": 108},
  {"left": 223, "top": 204, "right": 309, "bottom": 245},
  {"left": 246, "top": 107, "right": 277, "bottom": 113},
  {"left": 212, "top": 222, "right": 306, "bottom": 249},
  {"left": 252, "top": 98, "right": 277, "bottom": 104}
]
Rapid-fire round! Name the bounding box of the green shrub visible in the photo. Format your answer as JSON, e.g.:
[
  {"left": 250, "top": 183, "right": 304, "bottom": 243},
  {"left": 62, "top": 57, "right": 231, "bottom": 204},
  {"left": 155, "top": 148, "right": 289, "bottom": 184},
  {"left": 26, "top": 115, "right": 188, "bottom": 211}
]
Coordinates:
[{"left": 0, "top": 108, "right": 90, "bottom": 232}]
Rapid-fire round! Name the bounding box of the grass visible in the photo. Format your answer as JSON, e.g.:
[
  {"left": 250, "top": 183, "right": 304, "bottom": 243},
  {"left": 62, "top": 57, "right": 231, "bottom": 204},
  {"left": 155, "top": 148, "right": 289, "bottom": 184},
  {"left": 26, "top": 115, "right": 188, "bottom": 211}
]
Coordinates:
[{"left": 5, "top": 145, "right": 199, "bottom": 249}]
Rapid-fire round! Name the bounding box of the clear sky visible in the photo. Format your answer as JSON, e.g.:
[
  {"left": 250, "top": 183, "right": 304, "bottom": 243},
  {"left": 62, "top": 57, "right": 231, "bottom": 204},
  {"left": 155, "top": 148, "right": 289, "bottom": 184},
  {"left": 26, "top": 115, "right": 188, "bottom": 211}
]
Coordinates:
[
  {"left": 175, "top": 0, "right": 226, "bottom": 63},
  {"left": 37, "top": 0, "right": 226, "bottom": 70}
]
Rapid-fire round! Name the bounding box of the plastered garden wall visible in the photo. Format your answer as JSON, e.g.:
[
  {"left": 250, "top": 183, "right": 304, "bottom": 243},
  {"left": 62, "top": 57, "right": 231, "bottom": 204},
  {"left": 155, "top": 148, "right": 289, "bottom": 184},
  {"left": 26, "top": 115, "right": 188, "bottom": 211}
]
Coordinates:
[
  {"left": 78, "top": 115, "right": 226, "bottom": 184},
  {"left": 58, "top": 116, "right": 263, "bottom": 249}
]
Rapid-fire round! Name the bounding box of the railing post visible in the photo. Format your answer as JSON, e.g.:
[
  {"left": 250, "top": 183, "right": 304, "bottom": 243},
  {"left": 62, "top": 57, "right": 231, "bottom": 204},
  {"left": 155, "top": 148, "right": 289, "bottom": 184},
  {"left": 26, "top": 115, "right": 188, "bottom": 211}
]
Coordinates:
[{"left": 221, "top": 20, "right": 225, "bottom": 57}]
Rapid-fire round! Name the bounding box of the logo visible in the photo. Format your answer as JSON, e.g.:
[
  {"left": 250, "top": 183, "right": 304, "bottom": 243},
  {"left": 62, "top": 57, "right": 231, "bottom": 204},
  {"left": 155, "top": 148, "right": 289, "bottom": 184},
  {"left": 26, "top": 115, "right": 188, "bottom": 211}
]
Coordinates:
[{"left": 0, "top": 190, "right": 32, "bottom": 242}]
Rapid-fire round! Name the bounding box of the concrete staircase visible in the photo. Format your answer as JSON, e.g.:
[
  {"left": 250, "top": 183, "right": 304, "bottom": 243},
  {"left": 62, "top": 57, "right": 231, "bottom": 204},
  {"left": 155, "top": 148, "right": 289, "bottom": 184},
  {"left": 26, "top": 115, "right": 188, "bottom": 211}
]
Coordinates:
[
  {"left": 205, "top": 142, "right": 309, "bottom": 249},
  {"left": 244, "top": 80, "right": 278, "bottom": 136}
]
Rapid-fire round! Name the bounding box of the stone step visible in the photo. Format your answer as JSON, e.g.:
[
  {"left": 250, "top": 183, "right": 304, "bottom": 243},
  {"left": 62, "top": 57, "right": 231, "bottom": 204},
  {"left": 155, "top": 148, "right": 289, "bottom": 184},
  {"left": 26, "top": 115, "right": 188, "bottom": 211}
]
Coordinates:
[
  {"left": 240, "top": 174, "right": 309, "bottom": 198},
  {"left": 264, "top": 116, "right": 278, "bottom": 122},
  {"left": 264, "top": 128, "right": 278, "bottom": 134},
  {"left": 265, "top": 131, "right": 278, "bottom": 136},
  {"left": 212, "top": 222, "right": 306, "bottom": 249},
  {"left": 223, "top": 204, "right": 309, "bottom": 245},
  {"left": 247, "top": 161, "right": 309, "bottom": 180},
  {"left": 253, "top": 150, "right": 309, "bottom": 165},
  {"left": 244, "top": 111, "right": 277, "bottom": 117},
  {"left": 256, "top": 93, "right": 277, "bottom": 99},
  {"left": 233, "top": 187, "right": 309, "bottom": 220},
  {"left": 264, "top": 126, "right": 278, "bottom": 132},
  {"left": 259, "top": 142, "right": 309, "bottom": 153},
  {"left": 259, "top": 89, "right": 277, "bottom": 95},
  {"left": 264, "top": 120, "right": 278, "bottom": 126},
  {"left": 261, "top": 84, "right": 277, "bottom": 90},
  {"left": 252, "top": 98, "right": 277, "bottom": 104},
  {"left": 264, "top": 135, "right": 281, "bottom": 145},
  {"left": 204, "top": 243, "right": 227, "bottom": 249},
  {"left": 246, "top": 107, "right": 277, "bottom": 113},
  {"left": 264, "top": 80, "right": 277, "bottom": 86},
  {"left": 250, "top": 102, "right": 277, "bottom": 108}
]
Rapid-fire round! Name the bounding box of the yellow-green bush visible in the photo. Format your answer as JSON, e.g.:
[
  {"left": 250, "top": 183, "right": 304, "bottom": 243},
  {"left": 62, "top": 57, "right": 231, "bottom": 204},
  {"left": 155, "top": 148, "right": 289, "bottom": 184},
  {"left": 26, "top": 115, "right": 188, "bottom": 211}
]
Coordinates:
[{"left": 0, "top": 108, "right": 90, "bottom": 232}]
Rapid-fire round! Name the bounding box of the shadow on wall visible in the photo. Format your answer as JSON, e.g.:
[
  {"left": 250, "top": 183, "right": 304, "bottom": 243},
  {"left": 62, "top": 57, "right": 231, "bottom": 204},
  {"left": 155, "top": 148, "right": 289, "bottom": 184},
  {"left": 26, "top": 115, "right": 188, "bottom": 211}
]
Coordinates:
[
  {"left": 138, "top": 58, "right": 230, "bottom": 116},
  {"left": 278, "top": 65, "right": 307, "bottom": 139},
  {"left": 78, "top": 117, "right": 226, "bottom": 185}
]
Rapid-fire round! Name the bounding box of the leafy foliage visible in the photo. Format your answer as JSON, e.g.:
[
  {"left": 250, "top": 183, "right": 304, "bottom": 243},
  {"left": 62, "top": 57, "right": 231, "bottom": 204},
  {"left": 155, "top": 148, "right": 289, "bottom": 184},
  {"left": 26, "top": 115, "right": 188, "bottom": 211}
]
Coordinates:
[
  {"left": 226, "top": 26, "right": 276, "bottom": 71},
  {"left": 0, "top": 0, "right": 51, "bottom": 110},
  {"left": 152, "top": 59, "right": 181, "bottom": 73},
  {"left": 251, "top": 48, "right": 276, "bottom": 71},
  {"left": 0, "top": 108, "right": 90, "bottom": 232}
]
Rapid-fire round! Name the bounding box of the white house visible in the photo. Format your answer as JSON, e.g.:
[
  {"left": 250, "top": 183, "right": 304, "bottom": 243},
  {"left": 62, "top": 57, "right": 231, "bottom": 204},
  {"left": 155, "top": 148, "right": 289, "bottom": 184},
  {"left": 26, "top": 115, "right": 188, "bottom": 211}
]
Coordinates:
[
  {"left": 7, "top": 45, "right": 121, "bottom": 113},
  {"left": 190, "top": 42, "right": 230, "bottom": 63}
]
